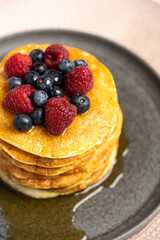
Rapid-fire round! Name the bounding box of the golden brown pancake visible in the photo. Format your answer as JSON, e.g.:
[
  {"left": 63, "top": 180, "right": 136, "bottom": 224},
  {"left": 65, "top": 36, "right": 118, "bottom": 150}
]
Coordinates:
[
  {"left": 0, "top": 138, "right": 117, "bottom": 188},
  {"left": 0, "top": 107, "right": 122, "bottom": 173},
  {"left": 0, "top": 44, "right": 123, "bottom": 198},
  {"left": 0, "top": 145, "right": 118, "bottom": 198},
  {"left": 0, "top": 44, "right": 118, "bottom": 158},
  {"left": 0, "top": 148, "right": 89, "bottom": 176},
  {"left": 0, "top": 108, "right": 122, "bottom": 191}
]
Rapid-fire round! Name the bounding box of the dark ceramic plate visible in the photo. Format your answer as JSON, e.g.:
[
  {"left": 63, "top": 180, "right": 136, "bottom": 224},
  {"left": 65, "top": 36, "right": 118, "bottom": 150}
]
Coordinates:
[{"left": 0, "top": 30, "right": 159, "bottom": 240}]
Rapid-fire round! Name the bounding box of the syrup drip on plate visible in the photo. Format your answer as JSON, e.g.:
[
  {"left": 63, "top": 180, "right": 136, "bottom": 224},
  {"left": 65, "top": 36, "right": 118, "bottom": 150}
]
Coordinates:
[{"left": 0, "top": 129, "right": 129, "bottom": 240}]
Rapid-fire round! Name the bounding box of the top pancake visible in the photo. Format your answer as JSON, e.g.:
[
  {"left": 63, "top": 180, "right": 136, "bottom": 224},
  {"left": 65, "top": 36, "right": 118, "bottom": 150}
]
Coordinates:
[{"left": 0, "top": 44, "right": 118, "bottom": 158}]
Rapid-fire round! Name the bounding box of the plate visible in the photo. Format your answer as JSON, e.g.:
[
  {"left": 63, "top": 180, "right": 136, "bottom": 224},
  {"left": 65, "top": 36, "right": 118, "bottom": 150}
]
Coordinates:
[{"left": 0, "top": 30, "right": 159, "bottom": 240}]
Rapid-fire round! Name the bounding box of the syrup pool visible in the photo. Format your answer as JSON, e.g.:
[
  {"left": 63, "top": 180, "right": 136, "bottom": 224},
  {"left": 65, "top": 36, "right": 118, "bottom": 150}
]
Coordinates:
[{"left": 0, "top": 129, "right": 129, "bottom": 240}]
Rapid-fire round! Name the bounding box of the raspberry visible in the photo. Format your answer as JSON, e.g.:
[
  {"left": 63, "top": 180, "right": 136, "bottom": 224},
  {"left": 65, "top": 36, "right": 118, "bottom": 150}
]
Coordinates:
[
  {"left": 45, "top": 97, "right": 77, "bottom": 135},
  {"left": 4, "top": 53, "right": 32, "bottom": 78},
  {"left": 44, "top": 44, "right": 69, "bottom": 69},
  {"left": 4, "top": 85, "right": 36, "bottom": 114},
  {"left": 65, "top": 66, "right": 94, "bottom": 95}
]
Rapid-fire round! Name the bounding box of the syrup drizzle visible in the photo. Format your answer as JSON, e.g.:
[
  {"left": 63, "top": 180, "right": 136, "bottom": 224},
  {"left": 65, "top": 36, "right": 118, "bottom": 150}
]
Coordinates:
[{"left": 0, "top": 129, "right": 129, "bottom": 240}]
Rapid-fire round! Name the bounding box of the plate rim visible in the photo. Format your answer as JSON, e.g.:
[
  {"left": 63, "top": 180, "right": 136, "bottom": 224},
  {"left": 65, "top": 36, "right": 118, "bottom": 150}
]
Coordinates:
[
  {"left": 0, "top": 29, "right": 159, "bottom": 80},
  {"left": 0, "top": 29, "right": 159, "bottom": 240}
]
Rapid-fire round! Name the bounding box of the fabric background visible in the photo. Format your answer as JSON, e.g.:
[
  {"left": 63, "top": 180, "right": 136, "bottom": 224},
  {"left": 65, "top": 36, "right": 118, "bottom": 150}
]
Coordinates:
[{"left": 0, "top": 0, "right": 159, "bottom": 239}]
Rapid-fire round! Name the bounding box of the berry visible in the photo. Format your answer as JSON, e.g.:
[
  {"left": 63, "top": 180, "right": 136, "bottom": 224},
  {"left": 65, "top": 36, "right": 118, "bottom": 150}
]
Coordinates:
[
  {"left": 74, "top": 59, "right": 88, "bottom": 67},
  {"left": 59, "top": 60, "right": 75, "bottom": 73},
  {"left": 65, "top": 66, "right": 94, "bottom": 95},
  {"left": 13, "top": 114, "right": 32, "bottom": 132},
  {"left": 45, "top": 69, "right": 63, "bottom": 86},
  {"left": 44, "top": 44, "right": 69, "bottom": 69},
  {"left": 24, "top": 71, "right": 40, "bottom": 86},
  {"left": 4, "top": 85, "right": 36, "bottom": 114},
  {"left": 32, "top": 63, "right": 47, "bottom": 75},
  {"left": 7, "top": 77, "right": 23, "bottom": 89},
  {"left": 31, "top": 90, "right": 49, "bottom": 107},
  {"left": 30, "top": 108, "right": 45, "bottom": 125},
  {"left": 36, "top": 75, "right": 53, "bottom": 92},
  {"left": 4, "top": 53, "right": 32, "bottom": 78},
  {"left": 49, "top": 86, "right": 64, "bottom": 98},
  {"left": 45, "top": 97, "right": 77, "bottom": 135},
  {"left": 29, "top": 49, "right": 44, "bottom": 63},
  {"left": 71, "top": 94, "right": 90, "bottom": 113}
]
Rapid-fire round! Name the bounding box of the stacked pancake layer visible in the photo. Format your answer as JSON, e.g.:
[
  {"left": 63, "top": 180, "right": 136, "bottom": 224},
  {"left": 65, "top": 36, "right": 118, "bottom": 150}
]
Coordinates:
[{"left": 0, "top": 44, "right": 123, "bottom": 198}]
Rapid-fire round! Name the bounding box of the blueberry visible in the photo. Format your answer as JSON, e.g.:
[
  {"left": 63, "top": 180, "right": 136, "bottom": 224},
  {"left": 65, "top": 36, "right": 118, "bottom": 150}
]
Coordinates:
[
  {"left": 74, "top": 59, "right": 88, "bottom": 67},
  {"left": 36, "top": 75, "right": 53, "bottom": 92},
  {"left": 59, "top": 60, "right": 75, "bottom": 73},
  {"left": 7, "top": 77, "right": 23, "bottom": 89},
  {"left": 45, "top": 69, "right": 56, "bottom": 76},
  {"left": 49, "top": 86, "right": 64, "bottom": 98},
  {"left": 29, "top": 49, "right": 44, "bottom": 63},
  {"left": 45, "top": 69, "right": 63, "bottom": 86},
  {"left": 71, "top": 94, "right": 90, "bottom": 113},
  {"left": 31, "top": 90, "right": 49, "bottom": 107},
  {"left": 30, "top": 108, "right": 45, "bottom": 125},
  {"left": 13, "top": 114, "right": 32, "bottom": 132},
  {"left": 32, "top": 63, "right": 47, "bottom": 75},
  {"left": 24, "top": 71, "right": 39, "bottom": 86}
]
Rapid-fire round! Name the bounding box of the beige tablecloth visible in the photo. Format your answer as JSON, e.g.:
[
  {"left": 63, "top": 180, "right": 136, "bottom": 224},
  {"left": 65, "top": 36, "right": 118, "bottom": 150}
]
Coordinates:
[{"left": 0, "top": 0, "right": 160, "bottom": 239}]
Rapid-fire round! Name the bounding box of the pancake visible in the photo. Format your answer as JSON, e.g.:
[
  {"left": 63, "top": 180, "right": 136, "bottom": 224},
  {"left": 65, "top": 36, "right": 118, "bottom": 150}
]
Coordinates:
[
  {"left": 0, "top": 107, "right": 122, "bottom": 172},
  {"left": 0, "top": 145, "right": 113, "bottom": 188},
  {"left": 0, "top": 134, "right": 118, "bottom": 188},
  {"left": 0, "top": 43, "right": 123, "bottom": 198},
  {"left": 0, "top": 139, "right": 91, "bottom": 168},
  {"left": 0, "top": 109, "right": 122, "bottom": 188},
  {"left": 0, "top": 44, "right": 118, "bottom": 158},
  {"left": 0, "top": 145, "right": 118, "bottom": 198},
  {"left": 0, "top": 149, "right": 89, "bottom": 176}
]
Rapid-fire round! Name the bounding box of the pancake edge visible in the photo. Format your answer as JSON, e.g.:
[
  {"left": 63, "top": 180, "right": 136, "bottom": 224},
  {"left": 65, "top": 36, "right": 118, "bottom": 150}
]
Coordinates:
[{"left": 0, "top": 145, "right": 118, "bottom": 199}]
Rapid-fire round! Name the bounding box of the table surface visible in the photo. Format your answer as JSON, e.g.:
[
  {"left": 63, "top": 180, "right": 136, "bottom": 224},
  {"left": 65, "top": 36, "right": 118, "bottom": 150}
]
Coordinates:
[{"left": 0, "top": 0, "right": 159, "bottom": 239}]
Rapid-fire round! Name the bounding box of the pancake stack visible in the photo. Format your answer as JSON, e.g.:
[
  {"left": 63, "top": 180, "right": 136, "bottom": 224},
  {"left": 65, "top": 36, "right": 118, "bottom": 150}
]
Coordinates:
[{"left": 0, "top": 44, "right": 123, "bottom": 198}]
